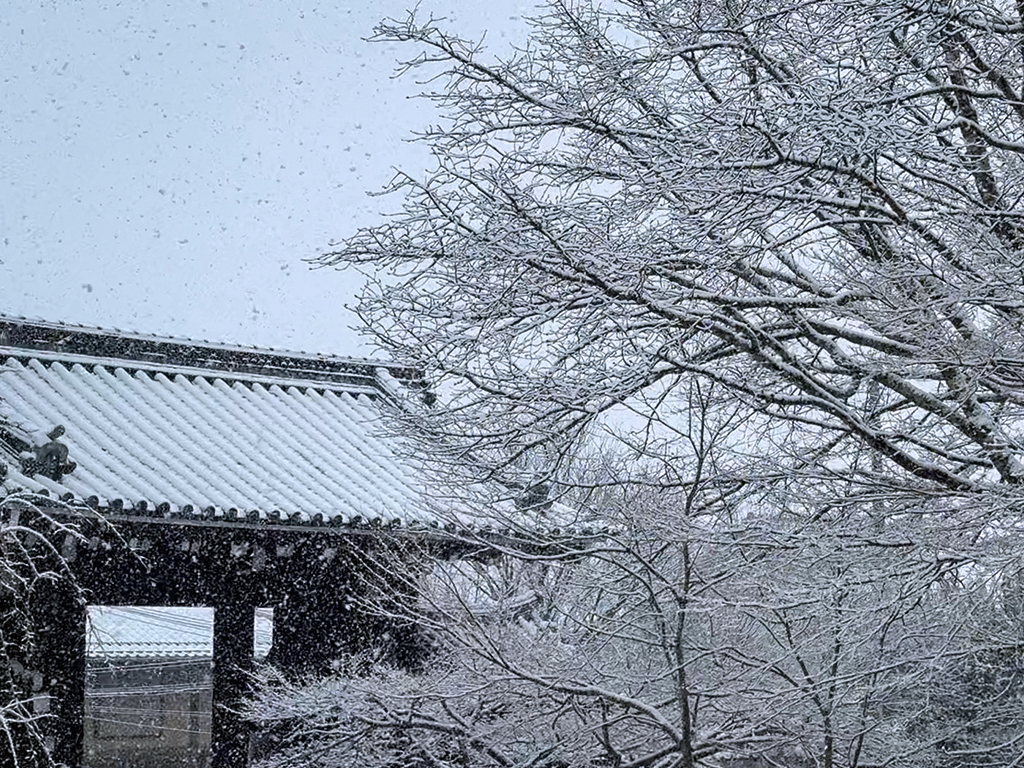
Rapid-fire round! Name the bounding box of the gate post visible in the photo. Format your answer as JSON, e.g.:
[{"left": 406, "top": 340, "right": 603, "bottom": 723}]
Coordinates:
[
  {"left": 32, "top": 576, "right": 86, "bottom": 767},
  {"left": 211, "top": 601, "right": 255, "bottom": 768}
]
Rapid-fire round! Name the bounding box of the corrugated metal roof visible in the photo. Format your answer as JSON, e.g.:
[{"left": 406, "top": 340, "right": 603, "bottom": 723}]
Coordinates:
[{"left": 0, "top": 317, "right": 442, "bottom": 528}]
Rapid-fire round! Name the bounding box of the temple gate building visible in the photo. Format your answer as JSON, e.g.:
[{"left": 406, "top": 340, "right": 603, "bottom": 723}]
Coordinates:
[{"left": 0, "top": 316, "right": 476, "bottom": 768}]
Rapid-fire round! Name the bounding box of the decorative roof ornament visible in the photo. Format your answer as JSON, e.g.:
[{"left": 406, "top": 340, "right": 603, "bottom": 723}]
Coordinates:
[{"left": 21, "top": 425, "right": 76, "bottom": 482}]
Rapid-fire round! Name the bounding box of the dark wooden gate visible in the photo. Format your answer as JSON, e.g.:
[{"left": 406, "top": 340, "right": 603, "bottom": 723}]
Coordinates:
[{"left": 14, "top": 506, "right": 448, "bottom": 768}]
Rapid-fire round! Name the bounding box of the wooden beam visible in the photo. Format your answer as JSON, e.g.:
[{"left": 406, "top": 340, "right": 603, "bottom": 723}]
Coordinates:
[{"left": 211, "top": 601, "right": 255, "bottom": 768}]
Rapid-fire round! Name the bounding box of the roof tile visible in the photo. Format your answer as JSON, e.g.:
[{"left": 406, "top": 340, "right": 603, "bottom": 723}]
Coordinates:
[{"left": 0, "top": 321, "right": 432, "bottom": 526}]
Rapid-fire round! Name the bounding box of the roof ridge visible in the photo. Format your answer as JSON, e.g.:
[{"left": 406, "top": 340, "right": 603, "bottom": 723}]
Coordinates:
[
  {"left": 0, "top": 347, "right": 384, "bottom": 395},
  {"left": 0, "top": 315, "right": 422, "bottom": 389}
]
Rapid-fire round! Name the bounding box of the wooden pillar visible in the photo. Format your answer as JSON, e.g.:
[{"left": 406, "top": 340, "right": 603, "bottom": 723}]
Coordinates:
[
  {"left": 211, "top": 601, "right": 255, "bottom": 768},
  {"left": 266, "top": 595, "right": 303, "bottom": 673},
  {"left": 32, "top": 578, "right": 86, "bottom": 767}
]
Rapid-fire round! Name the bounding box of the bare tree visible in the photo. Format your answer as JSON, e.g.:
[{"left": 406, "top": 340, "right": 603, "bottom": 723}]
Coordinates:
[
  {"left": 331, "top": 0, "right": 1024, "bottom": 507},
  {"left": 255, "top": 1, "right": 1024, "bottom": 765},
  {"left": 250, "top": 384, "right": 1017, "bottom": 768},
  {"left": 0, "top": 490, "right": 85, "bottom": 768}
]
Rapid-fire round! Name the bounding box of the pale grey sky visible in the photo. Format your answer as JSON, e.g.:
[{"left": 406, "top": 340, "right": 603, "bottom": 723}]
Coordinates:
[{"left": 1, "top": 1, "right": 531, "bottom": 355}]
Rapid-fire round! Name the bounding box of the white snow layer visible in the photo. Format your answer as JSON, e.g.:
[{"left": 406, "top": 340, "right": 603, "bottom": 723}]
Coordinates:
[{"left": 0, "top": 356, "right": 432, "bottom": 525}]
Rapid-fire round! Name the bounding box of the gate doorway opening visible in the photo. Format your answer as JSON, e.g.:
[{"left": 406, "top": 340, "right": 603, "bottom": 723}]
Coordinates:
[{"left": 83, "top": 607, "right": 273, "bottom": 768}]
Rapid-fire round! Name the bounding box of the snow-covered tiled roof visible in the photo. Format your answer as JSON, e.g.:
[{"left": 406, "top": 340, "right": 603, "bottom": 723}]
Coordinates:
[
  {"left": 0, "top": 316, "right": 442, "bottom": 528},
  {"left": 88, "top": 606, "right": 273, "bottom": 660}
]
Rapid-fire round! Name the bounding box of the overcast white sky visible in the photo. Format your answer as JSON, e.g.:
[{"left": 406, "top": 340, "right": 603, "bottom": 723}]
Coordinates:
[{"left": 1, "top": 1, "right": 532, "bottom": 355}]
